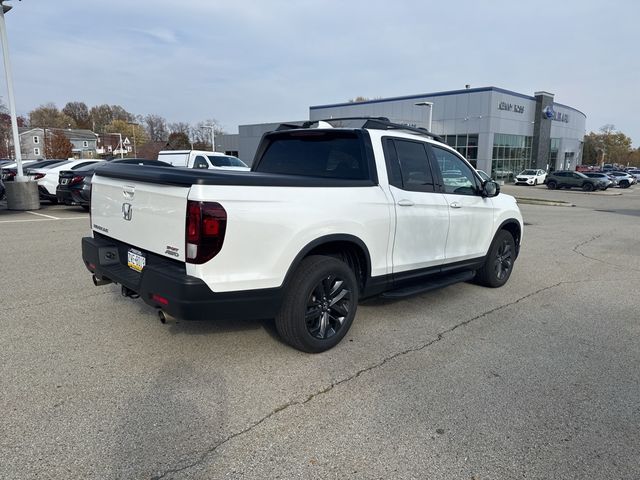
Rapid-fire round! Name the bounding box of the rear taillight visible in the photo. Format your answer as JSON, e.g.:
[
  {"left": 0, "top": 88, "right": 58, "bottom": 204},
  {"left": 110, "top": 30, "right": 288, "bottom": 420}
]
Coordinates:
[
  {"left": 69, "top": 175, "right": 84, "bottom": 185},
  {"left": 185, "top": 200, "right": 227, "bottom": 264},
  {"left": 33, "top": 173, "right": 45, "bottom": 180}
]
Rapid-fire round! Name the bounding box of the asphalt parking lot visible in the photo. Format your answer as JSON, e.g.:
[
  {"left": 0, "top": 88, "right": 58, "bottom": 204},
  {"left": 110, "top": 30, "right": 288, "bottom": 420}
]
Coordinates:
[{"left": 1, "top": 186, "right": 639, "bottom": 480}]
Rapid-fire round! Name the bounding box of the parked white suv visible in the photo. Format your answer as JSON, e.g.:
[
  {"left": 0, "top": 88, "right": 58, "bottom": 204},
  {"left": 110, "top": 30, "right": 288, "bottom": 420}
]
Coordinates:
[
  {"left": 515, "top": 169, "right": 546, "bottom": 186},
  {"left": 83, "top": 118, "right": 523, "bottom": 352}
]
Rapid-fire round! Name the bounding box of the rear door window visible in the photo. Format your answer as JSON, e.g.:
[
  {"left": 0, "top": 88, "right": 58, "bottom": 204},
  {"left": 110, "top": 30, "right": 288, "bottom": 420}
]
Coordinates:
[{"left": 383, "top": 138, "right": 435, "bottom": 192}]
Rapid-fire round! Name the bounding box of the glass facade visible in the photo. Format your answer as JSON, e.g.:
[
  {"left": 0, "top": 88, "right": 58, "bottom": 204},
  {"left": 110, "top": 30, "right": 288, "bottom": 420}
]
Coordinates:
[
  {"left": 443, "top": 134, "right": 478, "bottom": 167},
  {"left": 549, "top": 138, "right": 560, "bottom": 171},
  {"left": 491, "top": 133, "right": 533, "bottom": 181}
]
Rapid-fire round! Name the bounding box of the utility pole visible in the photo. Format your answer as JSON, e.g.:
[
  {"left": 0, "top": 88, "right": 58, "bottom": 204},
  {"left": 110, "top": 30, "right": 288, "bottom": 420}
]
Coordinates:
[{"left": 202, "top": 125, "right": 216, "bottom": 152}]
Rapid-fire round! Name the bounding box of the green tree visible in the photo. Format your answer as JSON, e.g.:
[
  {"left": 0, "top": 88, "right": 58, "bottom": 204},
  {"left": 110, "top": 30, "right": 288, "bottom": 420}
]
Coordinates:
[
  {"left": 582, "top": 125, "right": 633, "bottom": 165},
  {"left": 105, "top": 119, "right": 149, "bottom": 156}
]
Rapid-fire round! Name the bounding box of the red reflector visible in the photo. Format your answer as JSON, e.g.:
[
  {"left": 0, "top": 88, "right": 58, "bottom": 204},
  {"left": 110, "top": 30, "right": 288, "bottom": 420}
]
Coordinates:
[
  {"left": 88, "top": 263, "right": 96, "bottom": 270},
  {"left": 203, "top": 217, "right": 220, "bottom": 236},
  {"left": 151, "top": 294, "right": 169, "bottom": 305}
]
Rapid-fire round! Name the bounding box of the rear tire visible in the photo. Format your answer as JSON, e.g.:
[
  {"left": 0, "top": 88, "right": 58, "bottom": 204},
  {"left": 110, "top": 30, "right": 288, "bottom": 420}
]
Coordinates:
[
  {"left": 276, "top": 255, "right": 358, "bottom": 353},
  {"left": 475, "top": 230, "right": 516, "bottom": 288},
  {"left": 620, "top": 180, "right": 630, "bottom": 188},
  {"left": 547, "top": 181, "right": 557, "bottom": 190}
]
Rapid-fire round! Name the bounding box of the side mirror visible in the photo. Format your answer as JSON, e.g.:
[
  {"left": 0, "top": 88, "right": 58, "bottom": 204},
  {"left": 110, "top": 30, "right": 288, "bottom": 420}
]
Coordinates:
[{"left": 482, "top": 180, "right": 500, "bottom": 197}]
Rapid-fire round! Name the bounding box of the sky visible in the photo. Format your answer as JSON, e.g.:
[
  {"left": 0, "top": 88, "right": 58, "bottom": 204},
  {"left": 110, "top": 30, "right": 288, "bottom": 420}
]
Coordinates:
[{"left": 1, "top": 0, "right": 639, "bottom": 144}]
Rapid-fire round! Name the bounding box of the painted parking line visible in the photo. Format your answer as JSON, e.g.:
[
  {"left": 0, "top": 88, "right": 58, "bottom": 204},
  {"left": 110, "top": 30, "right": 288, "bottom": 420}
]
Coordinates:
[
  {"left": 26, "top": 210, "right": 60, "bottom": 220},
  {"left": 0, "top": 216, "right": 86, "bottom": 224}
]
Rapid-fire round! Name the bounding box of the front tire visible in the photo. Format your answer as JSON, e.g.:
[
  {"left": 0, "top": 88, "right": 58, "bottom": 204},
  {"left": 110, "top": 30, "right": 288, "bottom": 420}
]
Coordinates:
[
  {"left": 582, "top": 183, "right": 594, "bottom": 192},
  {"left": 475, "top": 230, "right": 516, "bottom": 288},
  {"left": 276, "top": 255, "right": 358, "bottom": 353}
]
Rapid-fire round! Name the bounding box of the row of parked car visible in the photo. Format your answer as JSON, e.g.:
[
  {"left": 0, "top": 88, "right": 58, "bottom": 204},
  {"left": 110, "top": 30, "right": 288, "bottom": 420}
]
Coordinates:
[
  {"left": 0, "top": 151, "right": 251, "bottom": 206},
  {"left": 545, "top": 170, "right": 638, "bottom": 191},
  {"left": 0, "top": 158, "right": 171, "bottom": 207}
]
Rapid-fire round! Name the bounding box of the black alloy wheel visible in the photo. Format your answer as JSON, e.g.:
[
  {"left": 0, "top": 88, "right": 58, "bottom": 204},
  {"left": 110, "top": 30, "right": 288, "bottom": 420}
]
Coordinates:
[
  {"left": 475, "top": 230, "right": 516, "bottom": 288},
  {"left": 305, "top": 274, "right": 351, "bottom": 340},
  {"left": 276, "top": 255, "right": 358, "bottom": 353},
  {"left": 582, "top": 182, "right": 594, "bottom": 192},
  {"left": 547, "top": 181, "right": 557, "bottom": 190}
]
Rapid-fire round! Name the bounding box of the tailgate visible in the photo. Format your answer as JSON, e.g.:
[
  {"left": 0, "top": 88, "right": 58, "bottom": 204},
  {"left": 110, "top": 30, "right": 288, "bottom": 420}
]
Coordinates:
[{"left": 91, "top": 175, "right": 190, "bottom": 261}]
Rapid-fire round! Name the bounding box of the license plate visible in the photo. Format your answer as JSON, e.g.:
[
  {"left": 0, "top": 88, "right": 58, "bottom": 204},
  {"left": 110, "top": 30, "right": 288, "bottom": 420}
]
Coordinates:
[
  {"left": 127, "top": 248, "right": 146, "bottom": 272},
  {"left": 61, "top": 178, "right": 69, "bottom": 185}
]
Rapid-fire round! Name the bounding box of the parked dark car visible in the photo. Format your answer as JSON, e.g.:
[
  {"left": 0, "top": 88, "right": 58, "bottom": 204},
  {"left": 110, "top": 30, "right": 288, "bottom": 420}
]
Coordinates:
[
  {"left": 56, "top": 159, "right": 172, "bottom": 209},
  {"left": 544, "top": 171, "right": 605, "bottom": 191},
  {"left": 583, "top": 172, "right": 616, "bottom": 189}
]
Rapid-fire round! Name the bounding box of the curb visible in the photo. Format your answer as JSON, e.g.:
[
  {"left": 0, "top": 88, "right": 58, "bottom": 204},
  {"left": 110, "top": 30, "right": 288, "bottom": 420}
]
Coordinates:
[{"left": 515, "top": 197, "right": 576, "bottom": 207}]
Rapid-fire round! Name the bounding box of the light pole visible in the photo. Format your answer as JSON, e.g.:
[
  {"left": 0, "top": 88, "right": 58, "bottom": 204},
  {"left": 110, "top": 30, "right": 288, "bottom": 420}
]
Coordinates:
[
  {"left": 202, "top": 125, "right": 215, "bottom": 152},
  {"left": 414, "top": 101, "right": 434, "bottom": 132},
  {"left": 0, "top": 0, "right": 24, "bottom": 180},
  {"left": 128, "top": 122, "right": 138, "bottom": 157}
]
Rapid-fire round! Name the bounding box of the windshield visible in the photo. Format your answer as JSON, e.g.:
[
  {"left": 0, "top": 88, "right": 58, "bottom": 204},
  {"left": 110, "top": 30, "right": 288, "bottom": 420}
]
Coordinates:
[
  {"left": 520, "top": 170, "right": 537, "bottom": 175},
  {"left": 207, "top": 155, "right": 248, "bottom": 168}
]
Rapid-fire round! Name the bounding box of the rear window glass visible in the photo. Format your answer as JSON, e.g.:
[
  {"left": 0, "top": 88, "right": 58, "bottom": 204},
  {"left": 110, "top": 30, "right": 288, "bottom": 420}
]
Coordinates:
[
  {"left": 256, "top": 131, "right": 368, "bottom": 180},
  {"left": 208, "top": 155, "right": 248, "bottom": 168}
]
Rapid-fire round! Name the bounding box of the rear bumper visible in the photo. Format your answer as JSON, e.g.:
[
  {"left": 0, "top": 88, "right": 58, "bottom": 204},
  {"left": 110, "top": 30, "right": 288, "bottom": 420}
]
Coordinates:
[
  {"left": 81, "top": 235, "right": 282, "bottom": 321},
  {"left": 38, "top": 185, "right": 57, "bottom": 201}
]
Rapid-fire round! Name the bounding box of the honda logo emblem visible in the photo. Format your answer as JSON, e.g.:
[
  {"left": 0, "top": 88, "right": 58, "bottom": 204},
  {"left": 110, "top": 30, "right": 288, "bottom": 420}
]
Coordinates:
[{"left": 122, "top": 203, "right": 133, "bottom": 221}]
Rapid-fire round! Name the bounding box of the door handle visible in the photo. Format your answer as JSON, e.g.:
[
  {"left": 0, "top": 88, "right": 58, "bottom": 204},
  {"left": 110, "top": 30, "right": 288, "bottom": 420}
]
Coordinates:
[
  {"left": 450, "top": 201, "right": 462, "bottom": 208},
  {"left": 397, "top": 199, "right": 415, "bottom": 207}
]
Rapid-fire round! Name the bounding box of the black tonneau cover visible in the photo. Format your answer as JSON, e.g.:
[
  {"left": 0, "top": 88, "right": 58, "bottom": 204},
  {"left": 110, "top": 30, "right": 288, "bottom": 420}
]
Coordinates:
[{"left": 93, "top": 163, "right": 377, "bottom": 188}]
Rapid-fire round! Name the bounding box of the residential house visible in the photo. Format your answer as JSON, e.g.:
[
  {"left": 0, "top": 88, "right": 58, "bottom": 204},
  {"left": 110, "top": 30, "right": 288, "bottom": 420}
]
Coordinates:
[
  {"left": 16, "top": 128, "right": 98, "bottom": 160},
  {"left": 95, "top": 133, "right": 132, "bottom": 158}
]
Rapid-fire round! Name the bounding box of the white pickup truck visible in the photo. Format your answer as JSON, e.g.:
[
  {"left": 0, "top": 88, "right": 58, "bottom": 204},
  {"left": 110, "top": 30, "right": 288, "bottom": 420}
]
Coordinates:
[
  {"left": 157, "top": 150, "right": 249, "bottom": 171},
  {"left": 82, "top": 118, "right": 523, "bottom": 352}
]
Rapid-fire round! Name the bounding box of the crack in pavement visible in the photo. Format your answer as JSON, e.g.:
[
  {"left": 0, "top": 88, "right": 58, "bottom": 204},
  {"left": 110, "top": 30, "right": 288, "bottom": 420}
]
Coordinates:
[
  {"left": 0, "top": 290, "right": 113, "bottom": 314},
  {"left": 150, "top": 280, "right": 574, "bottom": 480},
  {"left": 572, "top": 233, "right": 640, "bottom": 273}
]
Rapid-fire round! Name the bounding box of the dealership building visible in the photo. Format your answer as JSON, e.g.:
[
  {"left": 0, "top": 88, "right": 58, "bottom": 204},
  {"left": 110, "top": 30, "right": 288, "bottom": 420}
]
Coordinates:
[{"left": 223, "top": 86, "right": 586, "bottom": 180}]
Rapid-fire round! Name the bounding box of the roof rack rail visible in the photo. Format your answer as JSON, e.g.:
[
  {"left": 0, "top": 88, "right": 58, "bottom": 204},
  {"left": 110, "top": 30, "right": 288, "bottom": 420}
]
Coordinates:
[{"left": 302, "top": 117, "right": 443, "bottom": 142}]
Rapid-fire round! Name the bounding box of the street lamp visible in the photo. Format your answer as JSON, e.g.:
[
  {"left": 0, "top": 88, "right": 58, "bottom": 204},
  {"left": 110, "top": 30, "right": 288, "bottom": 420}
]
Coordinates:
[
  {"left": 128, "top": 121, "right": 138, "bottom": 157},
  {"left": 0, "top": 0, "right": 24, "bottom": 180},
  {"left": 201, "top": 125, "right": 216, "bottom": 152},
  {"left": 414, "top": 101, "right": 434, "bottom": 132}
]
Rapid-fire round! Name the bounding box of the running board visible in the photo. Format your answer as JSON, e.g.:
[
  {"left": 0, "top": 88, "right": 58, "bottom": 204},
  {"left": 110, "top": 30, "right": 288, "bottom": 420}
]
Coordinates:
[{"left": 380, "top": 270, "right": 476, "bottom": 299}]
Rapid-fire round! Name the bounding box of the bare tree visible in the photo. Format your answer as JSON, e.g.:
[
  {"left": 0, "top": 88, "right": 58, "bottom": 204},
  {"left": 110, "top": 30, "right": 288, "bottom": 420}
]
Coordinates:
[
  {"left": 62, "top": 102, "right": 91, "bottom": 129},
  {"left": 144, "top": 114, "right": 169, "bottom": 142},
  {"left": 29, "top": 103, "right": 76, "bottom": 129},
  {"left": 168, "top": 122, "right": 191, "bottom": 135}
]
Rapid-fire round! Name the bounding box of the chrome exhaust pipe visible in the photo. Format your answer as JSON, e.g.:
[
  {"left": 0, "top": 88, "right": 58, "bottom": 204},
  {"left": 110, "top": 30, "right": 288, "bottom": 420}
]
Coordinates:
[
  {"left": 92, "top": 274, "right": 112, "bottom": 286},
  {"left": 158, "top": 310, "right": 174, "bottom": 324}
]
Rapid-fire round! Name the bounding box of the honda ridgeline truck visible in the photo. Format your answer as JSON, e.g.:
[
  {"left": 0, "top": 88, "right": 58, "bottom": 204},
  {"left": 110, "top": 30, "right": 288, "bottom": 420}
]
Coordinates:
[{"left": 82, "top": 118, "right": 523, "bottom": 352}]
